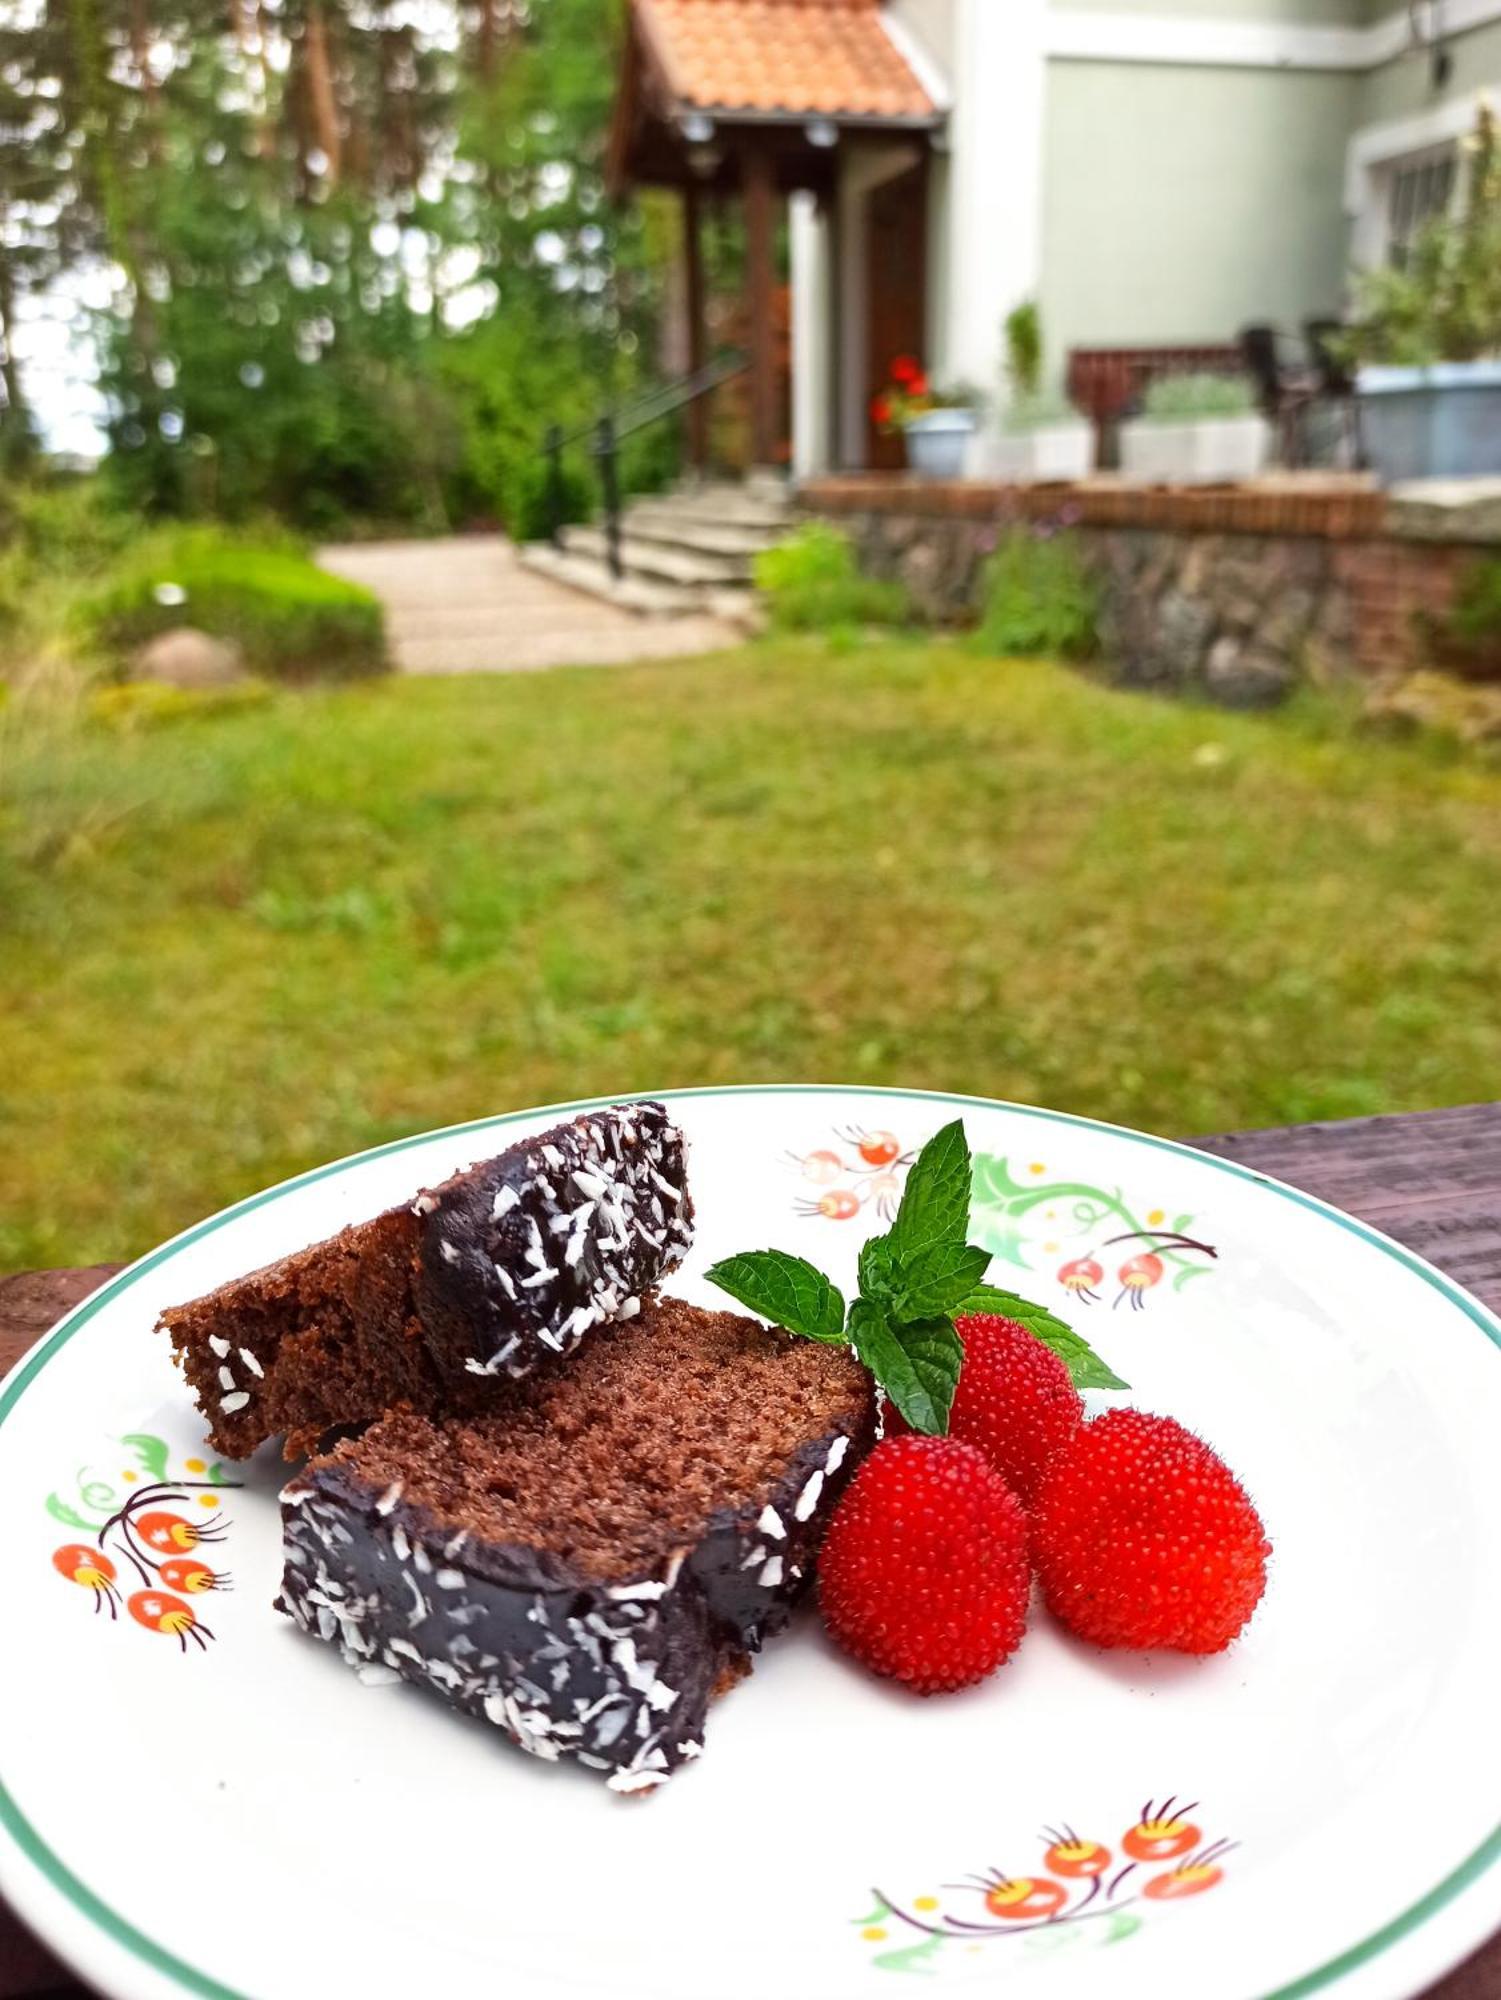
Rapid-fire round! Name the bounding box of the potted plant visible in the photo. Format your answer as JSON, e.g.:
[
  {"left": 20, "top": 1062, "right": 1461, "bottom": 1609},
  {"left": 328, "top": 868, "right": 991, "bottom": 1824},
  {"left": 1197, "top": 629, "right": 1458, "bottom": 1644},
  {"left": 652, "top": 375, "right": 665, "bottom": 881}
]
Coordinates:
[
  {"left": 1120, "top": 373, "right": 1270, "bottom": 484},
  {"left": 873, "top": 358, "right": 979, "bottom": 478},
  {"left": 1343, "top": 101, "right": 1501, "bottom": 481},
  {"left": 989, "top": 302, "right": 1095, "bottom": 482}
]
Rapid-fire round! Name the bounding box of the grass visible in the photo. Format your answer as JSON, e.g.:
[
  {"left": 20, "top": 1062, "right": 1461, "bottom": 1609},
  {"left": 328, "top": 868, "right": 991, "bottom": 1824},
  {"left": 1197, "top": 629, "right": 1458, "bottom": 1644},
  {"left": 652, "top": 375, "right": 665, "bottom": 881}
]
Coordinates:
[{"left": 4, "top": 635, "right": 1501, "bottom": 1272}]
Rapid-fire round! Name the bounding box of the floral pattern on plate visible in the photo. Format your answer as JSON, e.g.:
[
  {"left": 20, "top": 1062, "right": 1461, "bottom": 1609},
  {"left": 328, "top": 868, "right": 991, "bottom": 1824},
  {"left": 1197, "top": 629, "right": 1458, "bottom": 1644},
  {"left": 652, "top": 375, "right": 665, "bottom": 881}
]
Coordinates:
[
  {"left": 787, "top": 1126, "right": 1220, "bottom": 1311},
  {"left": 48, "top": 1429, "right": 241, "bottom": 1652},
  {"left": 857, "top": 1796, "right": 1234, "bottom": 1973}
]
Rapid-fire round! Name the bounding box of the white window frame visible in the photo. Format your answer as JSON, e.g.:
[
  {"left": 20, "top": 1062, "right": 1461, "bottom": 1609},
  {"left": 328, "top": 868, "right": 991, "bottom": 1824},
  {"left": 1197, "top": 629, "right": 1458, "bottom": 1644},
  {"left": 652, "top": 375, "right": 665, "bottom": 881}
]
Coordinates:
[{"left": 1345, "top": 92, "right": 1492, "bottom": 270}]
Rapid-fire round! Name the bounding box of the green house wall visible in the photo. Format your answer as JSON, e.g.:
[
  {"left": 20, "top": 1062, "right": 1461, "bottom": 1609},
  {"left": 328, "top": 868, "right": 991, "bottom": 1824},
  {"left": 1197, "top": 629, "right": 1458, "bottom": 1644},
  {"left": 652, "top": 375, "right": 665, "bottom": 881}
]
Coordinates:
[{"left": 1038, "top": 62, "right": 1355, "bottom": 381}]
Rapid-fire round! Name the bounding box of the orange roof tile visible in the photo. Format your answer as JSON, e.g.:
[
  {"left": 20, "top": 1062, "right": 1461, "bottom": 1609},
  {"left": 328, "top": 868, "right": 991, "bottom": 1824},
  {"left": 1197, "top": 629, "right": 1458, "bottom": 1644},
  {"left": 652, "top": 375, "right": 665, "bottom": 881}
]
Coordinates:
[{"left": 635, "top": 0, "right": 935, "bottom": 122}]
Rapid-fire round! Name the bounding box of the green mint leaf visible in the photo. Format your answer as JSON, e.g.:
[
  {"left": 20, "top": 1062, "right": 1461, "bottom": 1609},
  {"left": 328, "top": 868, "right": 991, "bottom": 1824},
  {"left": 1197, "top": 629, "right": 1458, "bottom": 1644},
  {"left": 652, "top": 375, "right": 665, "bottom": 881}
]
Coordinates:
[
  {"left": 958, "top": 1283, "right": 1130, "bottom": 1391},
  {"left": 848, "top": 1299, "right": 964, "bottom": 1435},
  {"left": 888, "top": 1119, "right": 973, "bottom": 1260},
  {"left": 861, "top": 1235, "right": 991, "bottom": 1321},
  {"left": 856, "top": 1230, "right": 898, "bottom": 1305},
  {"left": 705, "top": 1250, "right": 847, "bottom": 1343}
]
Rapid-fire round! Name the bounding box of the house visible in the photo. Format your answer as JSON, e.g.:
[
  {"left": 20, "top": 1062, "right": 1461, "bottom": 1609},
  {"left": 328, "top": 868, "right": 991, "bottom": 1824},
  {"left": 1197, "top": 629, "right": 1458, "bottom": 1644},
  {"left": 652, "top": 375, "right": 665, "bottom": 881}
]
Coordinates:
[{"left": 608, "top": 0, "right": 1501, "bottom": 474}]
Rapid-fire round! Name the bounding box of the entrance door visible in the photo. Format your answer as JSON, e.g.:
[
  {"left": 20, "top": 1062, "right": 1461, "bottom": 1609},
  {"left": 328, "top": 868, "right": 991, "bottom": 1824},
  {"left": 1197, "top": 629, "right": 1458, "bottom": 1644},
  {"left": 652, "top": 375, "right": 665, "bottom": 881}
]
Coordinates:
[{"left": 865, "top": 162, "right": 928, "bottom": 470}]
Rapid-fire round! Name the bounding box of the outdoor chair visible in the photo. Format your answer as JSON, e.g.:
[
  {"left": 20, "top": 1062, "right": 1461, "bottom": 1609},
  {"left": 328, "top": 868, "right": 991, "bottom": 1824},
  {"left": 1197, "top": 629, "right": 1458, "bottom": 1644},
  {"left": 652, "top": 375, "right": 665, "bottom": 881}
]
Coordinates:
[
  {"left": 1239, "top": 324, "right": 1320, "bottom": 467},
  {"left": 1304, "top": 317, "right": 1363, "bottom": 469}
]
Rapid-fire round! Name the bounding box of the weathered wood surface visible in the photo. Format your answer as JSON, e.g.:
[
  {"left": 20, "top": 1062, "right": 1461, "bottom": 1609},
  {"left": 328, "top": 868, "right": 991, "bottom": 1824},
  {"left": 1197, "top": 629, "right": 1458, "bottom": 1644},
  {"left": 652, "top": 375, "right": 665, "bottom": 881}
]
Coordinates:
[{"left": 3, "top": 1104, "right": 1500, "bottom": 1999}]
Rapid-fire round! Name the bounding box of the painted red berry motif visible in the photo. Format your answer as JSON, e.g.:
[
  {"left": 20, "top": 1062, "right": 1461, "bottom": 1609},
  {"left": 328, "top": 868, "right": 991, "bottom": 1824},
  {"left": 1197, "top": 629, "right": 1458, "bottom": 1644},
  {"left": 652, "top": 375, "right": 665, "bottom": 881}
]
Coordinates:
[
  {"left": 46, "top": 1436, "right": 243, "bottom": 1656},
  {"left": 887, "top": 1312, "right": 1084, "bottom": 1505},
  {"left": 128, "top": 1589, "right": 214, "bottom": 1650},
  {"left": 819, "top": 1436, "right": 1031, "bottom": 1694},
  {"left": 1143, "top": 1841, "right": 1235, "bottom": 1899},
  {"left": 135, "top": 1508, "right": 225, "bottom": 1553},
  {"left": 1042, "top": 1829, "right": 1112, "bottom": 1879},
  {"left": 855, "top": 1129, "right": 901, "bottom": 1167},
  {"left": 1032, "top": 1410, "right": 1271, "bottom": 1653},
  {"left": 158, "top": 1556, "right": 229, "bottom": 1594},
  {"left": 1058, "top": 1256, "right": 1104, "bottom": 1303},
  {"left": 1115, "top": 1252, "right": 1164, "bottom": 1310},
  {"left": 51, "top": 1544, "right": 121, "bottom": 1616},
  {"left": 982, "top": 1877, "right": 1067, "bottom": 1922},
  {"left": 865, "top": 1796, "right": 1235, "bottom": 1956},
  {"left": 1123, "top": 1798, "right": 1201, "bottom": 1862}
]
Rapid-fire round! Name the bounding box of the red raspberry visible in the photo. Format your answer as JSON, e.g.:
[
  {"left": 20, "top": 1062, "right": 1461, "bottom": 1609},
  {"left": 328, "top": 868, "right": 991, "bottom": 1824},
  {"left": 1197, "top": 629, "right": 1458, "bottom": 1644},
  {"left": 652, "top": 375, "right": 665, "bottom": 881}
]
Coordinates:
[
  {"left": 886, "top": 1313, "right": 1083, "bottom": 1504},
  {"left": 1032, "top": 1409, "right": 1271, "bottom": 1654},
  {"left": 818, "top": 1435, "right": 1031, "bottom": 1693}
]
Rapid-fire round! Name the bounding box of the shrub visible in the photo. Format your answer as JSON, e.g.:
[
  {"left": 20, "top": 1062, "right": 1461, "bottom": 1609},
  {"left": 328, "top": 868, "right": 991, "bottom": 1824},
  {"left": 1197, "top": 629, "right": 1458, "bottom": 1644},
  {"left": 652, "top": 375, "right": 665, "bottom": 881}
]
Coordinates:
[
  {"left": 82, "top": 528, "right": 386, "bottom": 680},
  {"left": 1004, "top": 300, "right": 1043, "bottom": 402},
  {"left": 1141, "top": 373, "right": 1257, "bottom": 422},
  {"left": 972, "top": 529, "right": 1099, "bottom": 660},
  {"left": 1426, "top": 556, "right": 1501, "bottom": 680},
  {"left": 1001, "top": 390, "right": 1081, "bottom": 434},
  {"left": 754, "top": 524, "right": 910, "bottom": 632}
]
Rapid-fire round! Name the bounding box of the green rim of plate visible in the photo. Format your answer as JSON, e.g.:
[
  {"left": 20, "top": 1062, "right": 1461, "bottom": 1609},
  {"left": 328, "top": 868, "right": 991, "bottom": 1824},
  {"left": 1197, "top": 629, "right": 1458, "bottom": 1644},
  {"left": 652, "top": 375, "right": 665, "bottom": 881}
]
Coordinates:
[{"left": 2, "top": 1084, "right": 1499, "bottom": 2000}]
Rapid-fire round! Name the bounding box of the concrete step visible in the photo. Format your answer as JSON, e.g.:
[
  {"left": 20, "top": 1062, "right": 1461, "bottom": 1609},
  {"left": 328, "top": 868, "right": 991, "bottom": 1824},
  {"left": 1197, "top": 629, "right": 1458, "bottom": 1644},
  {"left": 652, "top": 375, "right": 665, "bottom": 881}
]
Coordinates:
[
  {"left": 562, "top": 525, "right": 751, "bottom": 588},
  {"left": 517, "top": 542, "right": 706, "bottom": 618},
  {"left": 627, "top": 489, "right": 793, "bottom": 535},
  {"left": 617, "top": 514, "right": 780, "bottom": 562}
]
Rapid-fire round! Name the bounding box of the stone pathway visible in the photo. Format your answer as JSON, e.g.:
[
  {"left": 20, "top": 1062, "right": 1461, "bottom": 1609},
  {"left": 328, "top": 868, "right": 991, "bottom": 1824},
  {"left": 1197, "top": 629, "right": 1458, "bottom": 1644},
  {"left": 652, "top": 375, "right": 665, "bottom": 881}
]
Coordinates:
[{"left": 318, "top": 534, "right": 741, "bottom": 675}]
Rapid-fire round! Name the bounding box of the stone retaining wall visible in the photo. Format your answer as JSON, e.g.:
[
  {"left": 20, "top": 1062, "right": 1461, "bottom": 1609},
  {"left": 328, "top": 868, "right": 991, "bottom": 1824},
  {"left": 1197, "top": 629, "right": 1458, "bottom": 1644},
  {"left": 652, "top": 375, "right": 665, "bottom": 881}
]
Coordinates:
[{"left": 798, "top": 476, "right": 1501, "bottom": 709}]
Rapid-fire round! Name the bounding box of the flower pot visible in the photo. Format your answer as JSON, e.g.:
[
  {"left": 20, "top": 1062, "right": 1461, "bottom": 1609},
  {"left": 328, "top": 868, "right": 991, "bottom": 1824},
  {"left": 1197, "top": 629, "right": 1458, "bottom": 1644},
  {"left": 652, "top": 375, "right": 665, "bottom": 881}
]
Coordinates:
[
  {"left": 903, "top": 409, "right": 977, "bottom": 479},
  {"left": 1356, "top": 362, "right": 1501, "bottom": 482},
  {"left": 988, "top": 422, "right": 1095, "bottom": 483},
  {"left": 1120, "top": 415, "right": 1271, "bottom": 485}
]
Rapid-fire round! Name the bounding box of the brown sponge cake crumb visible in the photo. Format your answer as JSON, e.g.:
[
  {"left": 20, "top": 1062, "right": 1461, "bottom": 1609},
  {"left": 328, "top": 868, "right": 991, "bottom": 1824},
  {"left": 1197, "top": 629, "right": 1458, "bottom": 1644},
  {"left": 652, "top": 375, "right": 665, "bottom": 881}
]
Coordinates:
[
  {"left": 276, "top": 1296, "right": 877, "bottom": 1791},
  {"left": 160, "top": 1100, "right": 693, "bottom": 1459}
]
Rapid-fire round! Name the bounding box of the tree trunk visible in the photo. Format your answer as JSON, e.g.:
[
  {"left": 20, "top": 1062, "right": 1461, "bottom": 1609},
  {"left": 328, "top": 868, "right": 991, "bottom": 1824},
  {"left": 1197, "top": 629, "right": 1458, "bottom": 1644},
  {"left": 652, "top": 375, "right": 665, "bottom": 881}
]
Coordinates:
[
  {"left": 303, "top": 0, "right": 342, "bottom": 185},
  {"left": 0, "top": 238, "right": 29, "bottom": 451}
]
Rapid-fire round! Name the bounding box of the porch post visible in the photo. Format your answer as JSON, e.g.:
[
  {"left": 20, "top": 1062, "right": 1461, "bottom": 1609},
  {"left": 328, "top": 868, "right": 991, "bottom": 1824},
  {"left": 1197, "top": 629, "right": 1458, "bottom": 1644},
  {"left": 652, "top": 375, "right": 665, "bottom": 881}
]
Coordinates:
[
  {"left": 743, "top": 143, "right": 778, "bottom": 467},
  {"left": 683, "top": 179, "right": 709, "bottom": 473}
]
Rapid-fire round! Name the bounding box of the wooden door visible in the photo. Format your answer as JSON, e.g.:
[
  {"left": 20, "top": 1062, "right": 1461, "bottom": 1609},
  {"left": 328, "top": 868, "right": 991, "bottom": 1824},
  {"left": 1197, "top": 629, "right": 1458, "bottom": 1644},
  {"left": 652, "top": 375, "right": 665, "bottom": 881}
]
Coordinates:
[{"left": 865, "top": 162, "right": 928, "bottom": 470}]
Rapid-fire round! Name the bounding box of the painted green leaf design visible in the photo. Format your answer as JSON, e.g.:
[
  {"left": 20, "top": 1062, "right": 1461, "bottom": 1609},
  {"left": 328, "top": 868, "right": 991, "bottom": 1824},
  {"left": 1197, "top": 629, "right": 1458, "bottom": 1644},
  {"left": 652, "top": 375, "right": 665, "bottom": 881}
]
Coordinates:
[
  {"left": 705, "top": 1250, "right": 847, "bottom": 1342},
  {"left": 849, "top": 1300, "right": 963, "bottom": 1436},
  {"left": 957, "top": 1283, "right": 1129, "bottom": 1391},
  {"left": 121, "top": 1432, "right": 171, "bottom": 1483},
  {"left": 1098, "top": 1911, "right": 1143, "bottom": 1947},
  {"left": 873, "top": 1933, "right": 946, "bottom": 1975},
  {"left": 207, "top": 1460, "right": 228, "bottom": 1484},
  {"left": 46, "top": 1493, "right": 98, "bottom": 1533},
  {"left": 888, "top": 1120, "right": 972, "bottom": 1260}
]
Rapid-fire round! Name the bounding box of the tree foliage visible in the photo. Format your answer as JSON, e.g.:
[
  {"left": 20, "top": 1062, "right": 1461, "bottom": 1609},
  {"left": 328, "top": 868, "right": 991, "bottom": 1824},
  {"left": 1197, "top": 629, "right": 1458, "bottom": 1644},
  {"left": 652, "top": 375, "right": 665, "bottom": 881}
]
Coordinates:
[{"left": 0, "top": 0, "right": 673, "bottom": 530}]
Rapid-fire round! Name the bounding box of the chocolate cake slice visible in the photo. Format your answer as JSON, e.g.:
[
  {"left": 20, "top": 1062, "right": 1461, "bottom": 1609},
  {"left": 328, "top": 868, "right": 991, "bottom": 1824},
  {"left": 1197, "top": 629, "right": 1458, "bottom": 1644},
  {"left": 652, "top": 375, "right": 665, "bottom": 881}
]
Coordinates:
[
  {"left": 276, "top": 1295, "right": 876, "bottom": 1792},
  {"left": 161, "top": 1101, "right": 693, "bottom": 1459}
]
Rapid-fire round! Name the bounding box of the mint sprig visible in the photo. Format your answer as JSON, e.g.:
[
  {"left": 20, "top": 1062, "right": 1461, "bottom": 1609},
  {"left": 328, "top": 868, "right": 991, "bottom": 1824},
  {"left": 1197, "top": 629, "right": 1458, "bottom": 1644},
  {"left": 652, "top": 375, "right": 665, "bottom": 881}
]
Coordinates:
[{"left": 705, "top": 1119, "right": 1128, "bottom": 1433}]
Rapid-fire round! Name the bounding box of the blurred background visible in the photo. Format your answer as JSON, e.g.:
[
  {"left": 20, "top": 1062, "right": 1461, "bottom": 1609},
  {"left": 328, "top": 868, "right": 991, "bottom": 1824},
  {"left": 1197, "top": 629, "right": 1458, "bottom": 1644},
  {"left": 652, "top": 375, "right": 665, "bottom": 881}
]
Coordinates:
[{"left": 3, "top": 0, "right": 1501, "bottom": 1278}]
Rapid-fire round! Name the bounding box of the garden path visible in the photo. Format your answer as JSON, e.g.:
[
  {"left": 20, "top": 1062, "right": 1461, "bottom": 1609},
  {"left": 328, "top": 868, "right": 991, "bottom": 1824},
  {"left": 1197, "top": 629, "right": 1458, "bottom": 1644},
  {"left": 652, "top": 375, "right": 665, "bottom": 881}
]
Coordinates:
[{"left": 318, "top": 534, "right": 738, "bottom": 674}]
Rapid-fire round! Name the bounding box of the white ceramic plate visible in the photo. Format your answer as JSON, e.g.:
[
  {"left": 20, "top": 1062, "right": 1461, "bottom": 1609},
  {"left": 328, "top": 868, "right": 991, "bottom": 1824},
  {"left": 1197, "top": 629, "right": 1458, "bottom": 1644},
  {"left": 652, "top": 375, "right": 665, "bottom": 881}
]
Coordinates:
[{"left": 3, "top": 1086, "right": 1500, "bottom": 2000}]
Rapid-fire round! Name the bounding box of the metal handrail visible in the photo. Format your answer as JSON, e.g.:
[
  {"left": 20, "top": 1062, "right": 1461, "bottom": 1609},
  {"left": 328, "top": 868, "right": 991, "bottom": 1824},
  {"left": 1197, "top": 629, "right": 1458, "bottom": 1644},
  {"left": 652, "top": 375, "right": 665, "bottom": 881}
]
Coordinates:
[{"left": 541, "top": 348, "right": 749, "bottom": 578}]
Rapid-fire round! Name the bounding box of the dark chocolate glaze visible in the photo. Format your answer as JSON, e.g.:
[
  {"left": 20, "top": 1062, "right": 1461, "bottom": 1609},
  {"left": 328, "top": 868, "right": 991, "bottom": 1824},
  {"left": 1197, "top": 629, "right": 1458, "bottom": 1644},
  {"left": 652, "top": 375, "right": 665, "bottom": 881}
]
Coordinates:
[
  {"left": 274, "top": 1396, "right": 876, "bottom": 1792},
  {"left": 415, "top": 1101, "right": 694, "bottom": 1387}
]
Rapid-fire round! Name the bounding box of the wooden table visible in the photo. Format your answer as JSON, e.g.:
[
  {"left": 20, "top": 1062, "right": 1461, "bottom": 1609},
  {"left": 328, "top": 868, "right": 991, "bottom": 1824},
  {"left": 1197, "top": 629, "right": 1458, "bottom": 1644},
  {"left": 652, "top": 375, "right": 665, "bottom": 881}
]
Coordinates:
[{"left": 3, "top": 1106, "right": 1500, "bottom": 2000}]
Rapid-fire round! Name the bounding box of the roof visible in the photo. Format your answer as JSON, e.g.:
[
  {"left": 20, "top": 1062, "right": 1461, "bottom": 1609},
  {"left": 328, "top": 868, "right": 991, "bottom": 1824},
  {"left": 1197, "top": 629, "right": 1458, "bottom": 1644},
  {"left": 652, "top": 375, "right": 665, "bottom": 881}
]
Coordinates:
[{"left": 632, "top": 0, "right": 937, "bottom": 123}]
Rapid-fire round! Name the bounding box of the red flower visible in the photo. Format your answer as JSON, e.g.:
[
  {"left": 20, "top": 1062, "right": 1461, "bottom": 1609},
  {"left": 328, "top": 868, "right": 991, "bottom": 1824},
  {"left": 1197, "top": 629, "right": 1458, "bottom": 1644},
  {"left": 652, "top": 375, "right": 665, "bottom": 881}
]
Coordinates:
[
  {"left": 870, "top": 392, "right": 892, "bottom": 427},
  {"left": 890, "top": 354, "right": 921, "bottom": 386},
  {"left": 908, "top": 371, "right": 930, "bottom": 398}
]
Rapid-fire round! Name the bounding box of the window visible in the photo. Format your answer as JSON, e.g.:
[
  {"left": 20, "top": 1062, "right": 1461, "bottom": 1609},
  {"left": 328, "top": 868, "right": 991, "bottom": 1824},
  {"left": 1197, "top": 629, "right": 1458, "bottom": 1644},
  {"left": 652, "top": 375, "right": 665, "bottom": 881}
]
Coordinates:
[{"left": 1386, "top": 145, "right": 1458, "bottom": 267}]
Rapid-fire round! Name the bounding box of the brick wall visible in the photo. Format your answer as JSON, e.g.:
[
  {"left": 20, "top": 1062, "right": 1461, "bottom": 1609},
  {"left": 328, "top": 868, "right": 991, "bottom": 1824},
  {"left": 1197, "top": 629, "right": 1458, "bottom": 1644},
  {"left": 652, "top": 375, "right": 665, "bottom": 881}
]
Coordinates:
[{"left": 799, "top": 475, "right": 1497, "bottom": 704}]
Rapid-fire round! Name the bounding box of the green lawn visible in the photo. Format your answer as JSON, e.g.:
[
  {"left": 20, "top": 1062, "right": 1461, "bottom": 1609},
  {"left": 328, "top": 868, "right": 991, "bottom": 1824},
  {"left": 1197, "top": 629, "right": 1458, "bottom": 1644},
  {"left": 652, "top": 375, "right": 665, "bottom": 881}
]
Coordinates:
[{"left": 4, "top": 637, "right": 1500, "bottom": 1274}]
